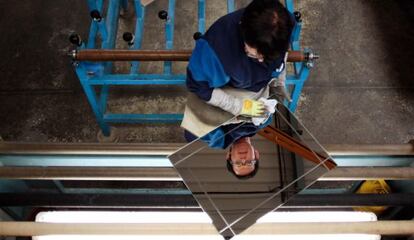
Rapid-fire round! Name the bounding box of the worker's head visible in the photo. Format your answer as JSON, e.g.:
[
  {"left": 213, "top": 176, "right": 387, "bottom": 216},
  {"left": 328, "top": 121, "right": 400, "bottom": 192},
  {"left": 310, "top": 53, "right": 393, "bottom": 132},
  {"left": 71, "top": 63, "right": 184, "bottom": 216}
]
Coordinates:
[
  {"left": 226, "top": 137, "right": 259, "bottom": 179},
  {"left": 240, "top": 0, "right": 294, "bottom": 62}
]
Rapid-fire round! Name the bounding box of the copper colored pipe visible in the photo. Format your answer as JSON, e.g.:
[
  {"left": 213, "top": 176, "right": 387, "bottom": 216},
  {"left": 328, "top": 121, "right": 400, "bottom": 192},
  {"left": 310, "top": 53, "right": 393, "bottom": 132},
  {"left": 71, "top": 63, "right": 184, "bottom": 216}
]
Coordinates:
[
  {"left": 74, "top": 50, "right": 192, "bottom": 61},
  {"left": 259, "top": 125, "right": 337, "bottom": 170},
  {"left": 72, "top": 49, "right": 306, "bottom": 62},
  {"left": 286, "top": 50, "right": 306, "bottom": 62}
]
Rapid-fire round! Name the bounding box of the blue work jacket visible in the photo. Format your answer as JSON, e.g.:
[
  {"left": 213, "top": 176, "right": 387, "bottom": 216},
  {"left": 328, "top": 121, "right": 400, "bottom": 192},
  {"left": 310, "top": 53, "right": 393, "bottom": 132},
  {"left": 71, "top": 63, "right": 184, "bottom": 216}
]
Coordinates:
[{"left": 185, "top": 9, "right": 290, "bottom": 149}]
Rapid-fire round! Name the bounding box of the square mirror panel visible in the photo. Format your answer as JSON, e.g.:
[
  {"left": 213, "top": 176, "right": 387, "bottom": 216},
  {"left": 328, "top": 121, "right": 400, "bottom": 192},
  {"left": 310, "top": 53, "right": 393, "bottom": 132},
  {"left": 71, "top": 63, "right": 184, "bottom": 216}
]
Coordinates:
[{"left": 168, "top": 103, "right": 336, "bottom": 239}]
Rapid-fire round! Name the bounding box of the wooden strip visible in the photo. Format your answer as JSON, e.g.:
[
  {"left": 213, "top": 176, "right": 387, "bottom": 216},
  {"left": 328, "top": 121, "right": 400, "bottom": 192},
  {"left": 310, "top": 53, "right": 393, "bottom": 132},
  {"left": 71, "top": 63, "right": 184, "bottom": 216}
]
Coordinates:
[{"left": 259, "top": 126, "right": 337, "bottom": 170}]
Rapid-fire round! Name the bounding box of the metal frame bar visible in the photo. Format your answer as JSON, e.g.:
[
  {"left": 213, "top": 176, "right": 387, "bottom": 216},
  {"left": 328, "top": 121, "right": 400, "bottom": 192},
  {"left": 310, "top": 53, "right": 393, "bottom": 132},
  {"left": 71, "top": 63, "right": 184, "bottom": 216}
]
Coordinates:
[
  {"left": 2, "top": 221, "right": 414, "bottom": 236},
  {"left": 89, "top": 73, "right": 186, "bottom": 85},
  {"left": 284, "top": 0, "right": 294, "bottom": 13},
  {"left": 76, "top": 65, "right": 111, "bottom": 136},
  {"left": 198, "top": 0, "right": 205, "bottom": 33},
  {"left": 104, "top": 113, "right": 183, "bottom": 123},
  {"left": 130, "top": 0, "right": 145, "bottom": 74},
  {"left": 286, "top": 63, "right": 310, "bottom": 111},
  {"left": 0, "top": 193, "right": 413, "bottom": 208},
  {"left": 1, "top": 141, "right": 413, "bottom": 156},
  {"left": 227, "top": 0, "right": 235, "bottom": 13},
  {"left": 86, "top": 0, "right": 104, "bottom": 49},
  {"left": 73, "top": 0, "right": 314, "bottom": 136},
  {"left": 163, "top": 0, "right": 175, "bottom": 75},
  {"left": 284, "top": 0, "right": 308, "bottom": 112},
  {"left": 0, "top": 166, "right": 413, "bottom": 181}
]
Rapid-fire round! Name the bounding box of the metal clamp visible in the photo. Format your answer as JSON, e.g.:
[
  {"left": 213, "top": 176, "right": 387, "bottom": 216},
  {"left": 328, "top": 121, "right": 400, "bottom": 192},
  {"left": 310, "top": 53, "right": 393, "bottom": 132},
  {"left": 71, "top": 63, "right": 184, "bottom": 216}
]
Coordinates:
[{"left": 304, "top": 49, "right": 319, "bottom": 68}]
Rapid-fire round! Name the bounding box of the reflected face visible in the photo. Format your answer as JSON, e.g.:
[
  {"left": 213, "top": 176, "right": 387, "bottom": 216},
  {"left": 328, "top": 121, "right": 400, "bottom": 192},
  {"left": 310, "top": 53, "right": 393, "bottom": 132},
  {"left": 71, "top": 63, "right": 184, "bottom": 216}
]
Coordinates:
[
  {"left": 230, "top": 137, "right": 259, "bottom": 176},
  {"left": 244, "top": 43, "right": 264, "bottom": 62}
]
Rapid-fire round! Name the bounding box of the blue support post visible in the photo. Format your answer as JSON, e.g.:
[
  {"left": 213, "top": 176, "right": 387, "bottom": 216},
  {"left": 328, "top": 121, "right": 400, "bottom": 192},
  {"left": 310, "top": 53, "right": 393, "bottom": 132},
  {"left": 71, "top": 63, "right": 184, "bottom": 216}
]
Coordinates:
[
  {"left": 86, "top": 0, "right": 104, "bottom": 49},
  {"left": 87, "top": 22, "right": 98, "bottom": 49},
  {"left": 90, "top": 79, "right": 186, "bottom": 85},
  {"left": 282, "top": 0, "right": 307, "bottom": 112},
  {"left": 103, "top": 0, "right": 121, "bottom": 49},
  {"left": 291, "top": 20, "right": 302, "bottom": 43},
  {"left": 227, "top": 0, "right": 235, "bottom": 13},
  {"left": 97, "top": 19, "right": 108, "bottom": 41},
  {"left": 198, "top": 0, "right": 206, "bottom": 33},
  {"left": 102, "top": 0, "right": 122, "bottom": 76},
  {"left": 76, "top": 64, "right": 111, "bottom": 136},
  {"left": 130, "top": 0, "right": 146, "bottom": 74},
  {"left": 104, "top": 113, "right": 183, "bottom": 123},
  {"left": 89, "top": 74, "right": 186, "bottom": 85},
  {"left": 99, "top": 85, "right": 110, "bottom": 114},
  {"left": 285, "top": 0, "right": 294, "bottom": 13},
  {"left": 291, "top": 21, "right": 303, "bottom": 75},
  {"left": 163, "top": 0, "right": 175, "bottom": 75},
  {"left": 287, "top": 64, "right": 310, "bottom": 112}
]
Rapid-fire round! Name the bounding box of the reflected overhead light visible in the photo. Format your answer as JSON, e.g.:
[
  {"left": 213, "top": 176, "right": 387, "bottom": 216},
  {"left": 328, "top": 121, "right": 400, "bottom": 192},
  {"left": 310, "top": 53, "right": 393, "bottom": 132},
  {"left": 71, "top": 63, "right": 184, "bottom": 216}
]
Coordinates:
[{"left": 35, "top": 211, "right": 380, "bottom": 240}]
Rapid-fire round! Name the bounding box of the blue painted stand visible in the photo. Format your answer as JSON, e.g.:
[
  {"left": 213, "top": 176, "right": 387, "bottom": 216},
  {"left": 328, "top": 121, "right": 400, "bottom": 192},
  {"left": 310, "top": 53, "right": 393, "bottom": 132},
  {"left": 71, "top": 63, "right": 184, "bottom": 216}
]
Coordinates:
[{"left": 74, "top": 0, "right": 312, "bottom": 136}]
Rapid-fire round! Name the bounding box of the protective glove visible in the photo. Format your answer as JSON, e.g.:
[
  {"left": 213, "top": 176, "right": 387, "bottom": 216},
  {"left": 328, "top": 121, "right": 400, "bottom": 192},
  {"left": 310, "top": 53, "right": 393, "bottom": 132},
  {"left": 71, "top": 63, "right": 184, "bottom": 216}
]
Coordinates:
[
  {"left": 207, "top": 88, "right": 267, "bottom": 117},
  {"left": 240, "top": 99, "right": 266, "bottom": 117}
]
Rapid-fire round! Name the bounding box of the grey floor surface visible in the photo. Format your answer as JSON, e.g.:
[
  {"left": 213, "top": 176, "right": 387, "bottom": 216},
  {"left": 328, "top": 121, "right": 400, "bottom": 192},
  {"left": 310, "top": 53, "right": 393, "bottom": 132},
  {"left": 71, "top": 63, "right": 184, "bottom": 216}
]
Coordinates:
[{"left": 0, "top": 0, "right": 413, "bottom": 144}]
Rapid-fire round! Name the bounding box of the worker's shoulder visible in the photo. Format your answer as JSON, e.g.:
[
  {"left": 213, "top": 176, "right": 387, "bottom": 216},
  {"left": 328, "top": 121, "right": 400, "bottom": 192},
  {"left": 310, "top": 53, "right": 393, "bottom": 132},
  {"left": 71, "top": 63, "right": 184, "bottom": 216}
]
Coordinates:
[
  {"left": 204, "top": 9, "right": 244, "bottom": 40},
  {"left": 200, "top": 9, "right": 245, "bottom": 61}
]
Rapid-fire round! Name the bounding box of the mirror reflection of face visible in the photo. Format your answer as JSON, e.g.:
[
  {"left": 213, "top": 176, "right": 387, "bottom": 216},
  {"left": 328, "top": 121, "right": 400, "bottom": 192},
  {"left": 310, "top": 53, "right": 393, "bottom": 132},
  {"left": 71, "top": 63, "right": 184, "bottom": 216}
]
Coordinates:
[
  {"left": 244, "top": 43, "right": 264, "bottom": 62},
  {"left": 230, "top": 137, "right": 259, "bottom": 176}
]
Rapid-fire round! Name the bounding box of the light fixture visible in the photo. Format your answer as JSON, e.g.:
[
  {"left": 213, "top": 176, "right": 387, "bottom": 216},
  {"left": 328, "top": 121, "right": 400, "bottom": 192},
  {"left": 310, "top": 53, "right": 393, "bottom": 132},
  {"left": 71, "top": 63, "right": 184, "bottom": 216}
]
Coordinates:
[{"left": 34, "top": 211, "right": 380, "bottom": 240}]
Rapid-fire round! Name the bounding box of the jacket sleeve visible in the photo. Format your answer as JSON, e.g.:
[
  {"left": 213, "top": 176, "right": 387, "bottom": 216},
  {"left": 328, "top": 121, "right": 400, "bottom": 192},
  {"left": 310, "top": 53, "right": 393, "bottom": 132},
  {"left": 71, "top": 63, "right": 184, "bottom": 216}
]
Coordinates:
[{"left": 186, "top": 39, "right": 230, "bottom": 101}]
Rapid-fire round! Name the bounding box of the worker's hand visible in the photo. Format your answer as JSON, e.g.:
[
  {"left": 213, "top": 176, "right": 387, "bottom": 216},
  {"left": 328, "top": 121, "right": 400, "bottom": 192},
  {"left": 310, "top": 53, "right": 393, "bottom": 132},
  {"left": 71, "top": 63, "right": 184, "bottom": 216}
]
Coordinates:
[
  {"left": 240, "top": 99, "right": 266, "bottom": 117},
  {"left": 269, "top": 85, "right": 292, "bottom": 103}
]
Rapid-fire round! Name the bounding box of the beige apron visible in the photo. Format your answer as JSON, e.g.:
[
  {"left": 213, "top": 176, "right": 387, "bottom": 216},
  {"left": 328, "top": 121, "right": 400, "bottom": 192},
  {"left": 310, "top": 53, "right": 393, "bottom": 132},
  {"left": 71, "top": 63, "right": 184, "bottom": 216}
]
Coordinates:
[{"left": 181, "top": 86, "right": 269, "bottom": 137}]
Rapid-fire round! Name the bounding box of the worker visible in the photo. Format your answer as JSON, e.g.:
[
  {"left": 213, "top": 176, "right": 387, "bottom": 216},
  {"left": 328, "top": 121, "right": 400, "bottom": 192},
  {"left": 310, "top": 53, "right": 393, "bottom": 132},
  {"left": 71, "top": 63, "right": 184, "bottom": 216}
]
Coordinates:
[
  {"left": 226, "top": 136, "right": 259, "bottom": 179},
  {"left": 181, "top": 0, "right": 295, "bottom": 177}
]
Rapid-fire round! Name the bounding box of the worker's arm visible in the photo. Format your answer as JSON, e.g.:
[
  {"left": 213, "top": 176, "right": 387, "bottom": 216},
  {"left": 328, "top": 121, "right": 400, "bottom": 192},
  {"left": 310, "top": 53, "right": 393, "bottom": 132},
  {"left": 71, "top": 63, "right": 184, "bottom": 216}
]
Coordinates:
[
  {"left": 187, "top": 76, "right": 266, "bottom": 117},
  {"left": 207, "top": 88, "right": 266, "bottom": 117},
  {"left": 187, "top": 39, "right": 266, "bottom": 117},
  {"left": 186, "top": 39, "right": 229, "bottom": 101},
  {"left": 186, "top": 69, "right": 214, "bottom": 101}
]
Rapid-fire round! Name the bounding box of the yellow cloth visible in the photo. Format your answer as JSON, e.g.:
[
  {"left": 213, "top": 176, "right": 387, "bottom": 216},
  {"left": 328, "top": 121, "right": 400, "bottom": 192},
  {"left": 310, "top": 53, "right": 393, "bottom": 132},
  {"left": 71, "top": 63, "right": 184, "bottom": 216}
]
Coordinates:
[{"left": 354, "top": 179, "right": 391, "bottom": 215}]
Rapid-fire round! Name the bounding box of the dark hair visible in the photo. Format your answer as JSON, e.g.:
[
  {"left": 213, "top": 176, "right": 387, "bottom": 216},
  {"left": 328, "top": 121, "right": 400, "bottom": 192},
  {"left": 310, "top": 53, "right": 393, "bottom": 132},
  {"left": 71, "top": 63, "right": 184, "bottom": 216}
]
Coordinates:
[
  {"left": 240, "top": 0, "right": 294, "bottom": 61},
  {"left": 226, "top": 153, "right": 259, "bottom": 180}
]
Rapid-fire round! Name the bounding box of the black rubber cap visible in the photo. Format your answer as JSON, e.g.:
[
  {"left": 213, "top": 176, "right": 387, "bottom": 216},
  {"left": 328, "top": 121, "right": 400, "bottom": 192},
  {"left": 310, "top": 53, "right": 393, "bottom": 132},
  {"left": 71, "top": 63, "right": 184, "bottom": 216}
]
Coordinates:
[
  {"left": 158, "top": 10, "right": 168, "bottom": 20},
  {"left": 123, "top": 32, "right": 134, "bottom": 42},
  {"left": 293, "top": 11, "right": 302, "bottom": 22},
  {"left": 90, "top": 10, "right": 102, "bottom": 21},
  {"left": 193, "top": 32, "right": 202, "bottom": 40},
  {"left": 69, "top": 33, "right": 82, "bottom": 46}
]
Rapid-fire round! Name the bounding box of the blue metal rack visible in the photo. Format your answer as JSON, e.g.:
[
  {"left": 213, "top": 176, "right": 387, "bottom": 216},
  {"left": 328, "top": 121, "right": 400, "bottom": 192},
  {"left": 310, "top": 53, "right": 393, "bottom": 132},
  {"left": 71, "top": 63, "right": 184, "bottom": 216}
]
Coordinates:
[{"left": 72, "top": 0, "right": 313, "bottom": 136}]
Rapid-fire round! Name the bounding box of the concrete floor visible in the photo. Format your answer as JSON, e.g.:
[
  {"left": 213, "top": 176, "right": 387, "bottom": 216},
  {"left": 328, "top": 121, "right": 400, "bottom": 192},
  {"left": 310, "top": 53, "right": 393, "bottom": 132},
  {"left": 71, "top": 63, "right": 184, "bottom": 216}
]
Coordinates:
[{"left": 0, "top": 0, "right": 413, "bottom": 145}]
